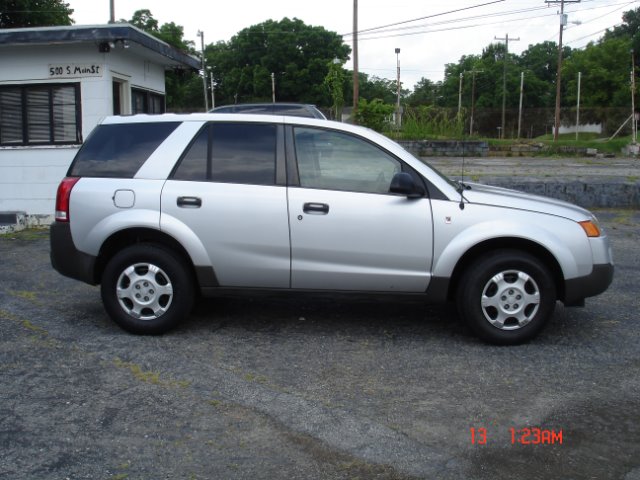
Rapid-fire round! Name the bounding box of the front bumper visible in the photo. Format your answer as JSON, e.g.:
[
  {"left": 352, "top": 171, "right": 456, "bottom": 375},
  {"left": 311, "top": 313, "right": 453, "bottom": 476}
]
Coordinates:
[{"left": 563, "top": 263, "right": 614, "bottom": 306}]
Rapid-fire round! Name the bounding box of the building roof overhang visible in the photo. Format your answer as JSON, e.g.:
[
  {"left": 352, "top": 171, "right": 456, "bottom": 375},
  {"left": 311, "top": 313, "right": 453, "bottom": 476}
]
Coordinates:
[{"left": 0, "top": 24, "right": 200, "bottom": 70}]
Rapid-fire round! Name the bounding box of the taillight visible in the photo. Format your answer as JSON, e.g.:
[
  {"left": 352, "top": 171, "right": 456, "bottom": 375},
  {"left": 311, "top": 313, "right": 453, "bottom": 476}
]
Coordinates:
[{"left": 55, "top": 177, "right": 80, "bottom": 222}]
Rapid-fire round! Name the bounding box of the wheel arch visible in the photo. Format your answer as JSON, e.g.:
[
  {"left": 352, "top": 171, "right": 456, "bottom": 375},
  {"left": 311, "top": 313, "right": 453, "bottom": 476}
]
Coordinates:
[
  {"left": 94, "top": 227, "right": 198, "bottom": 287},
  {"left": 447, "top": 237, "right": 565, "bottom": 303}
]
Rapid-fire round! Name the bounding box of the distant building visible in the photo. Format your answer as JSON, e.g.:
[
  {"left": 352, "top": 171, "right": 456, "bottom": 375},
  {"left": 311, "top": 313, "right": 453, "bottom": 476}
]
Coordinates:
[{"left": 0, "top": 24, "right": 199, "bottom": 224}]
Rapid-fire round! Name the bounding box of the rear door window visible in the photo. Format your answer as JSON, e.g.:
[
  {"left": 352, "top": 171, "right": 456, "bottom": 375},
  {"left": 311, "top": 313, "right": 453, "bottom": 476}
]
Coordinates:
[
  {"left": 172, "top": 122, "right": 277, "bottom": 185},
  {"left": 69, "top": 122, "right": 180, "bottom": 178}
]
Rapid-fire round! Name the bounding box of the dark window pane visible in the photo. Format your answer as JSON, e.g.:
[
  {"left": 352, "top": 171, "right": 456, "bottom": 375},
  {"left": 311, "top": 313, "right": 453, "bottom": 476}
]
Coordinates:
[
  {"left": 132, "top": 90, "right": 146, "bottom": 114},
  {"left": 52, "top": 87, "right": 75, "bottom": 104},
  {"left": 0, "top": 88, "right": 23, "bottom": 144},
  {"left": 210, "top": 123, "right": 276, "bottom": 185},
  {"left": 172, "top": 123, "right": 277, "bottom": 186},
  {"left": 69, "top": 122, "right": 180, "bottom": 178},
  {"left": 172, "top": 126, "right": 209, "bottom": 181}
]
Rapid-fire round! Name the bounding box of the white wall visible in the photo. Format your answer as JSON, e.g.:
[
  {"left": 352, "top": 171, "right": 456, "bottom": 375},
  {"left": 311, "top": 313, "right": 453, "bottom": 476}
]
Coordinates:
[
  {"left": 0, "top": 42, "right": 167, "bottom": 218},
  {"left": 558, "top": 123, "right": 603, "bottom": 135}
]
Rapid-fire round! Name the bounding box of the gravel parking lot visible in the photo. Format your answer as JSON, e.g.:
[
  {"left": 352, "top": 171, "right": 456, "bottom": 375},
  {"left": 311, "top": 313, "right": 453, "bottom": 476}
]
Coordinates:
[{"left": 1, "top": 209, "right": 639, "bottom": 480}]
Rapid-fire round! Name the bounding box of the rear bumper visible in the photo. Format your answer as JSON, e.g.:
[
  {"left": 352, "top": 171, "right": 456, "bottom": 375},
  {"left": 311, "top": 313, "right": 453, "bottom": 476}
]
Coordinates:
[
  {"left": 563, "top": 263, "right": 614, "bottom": 306},
  {"left": 50, "top": 222, "right": 98, "bottom": 285}
]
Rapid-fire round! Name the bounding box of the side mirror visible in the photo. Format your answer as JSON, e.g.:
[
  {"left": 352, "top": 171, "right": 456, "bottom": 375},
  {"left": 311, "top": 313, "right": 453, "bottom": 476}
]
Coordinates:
[{"left": 389, "top": 172, "right": 424, "bottom": 198}]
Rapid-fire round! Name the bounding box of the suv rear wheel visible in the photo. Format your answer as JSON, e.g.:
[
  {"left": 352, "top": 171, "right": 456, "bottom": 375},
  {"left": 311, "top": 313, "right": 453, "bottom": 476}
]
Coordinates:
[
  {"left": 100, "top": 244, "right": 194, "bottom": 334},
  {"left": 457, "top": 250, "right": 556, "bottom": 345}
]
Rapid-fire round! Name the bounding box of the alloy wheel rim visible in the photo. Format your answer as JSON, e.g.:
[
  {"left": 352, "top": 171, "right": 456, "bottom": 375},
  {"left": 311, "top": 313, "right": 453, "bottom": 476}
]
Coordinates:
[
  {"left": 115, "top": 262, "right": 173, "bottom": 320},
  {"left": 480, "top": 270, "right": 541, "bottom": 330}
]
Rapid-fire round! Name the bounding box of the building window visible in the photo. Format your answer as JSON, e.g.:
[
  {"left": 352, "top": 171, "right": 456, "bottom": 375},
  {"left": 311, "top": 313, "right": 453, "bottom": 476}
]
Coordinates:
[
  {"left": 0, "top": 83, "right": 81, "bottom": 146},
  {"left": 132, "top": 88, "right": 165, "bottom": 114}
]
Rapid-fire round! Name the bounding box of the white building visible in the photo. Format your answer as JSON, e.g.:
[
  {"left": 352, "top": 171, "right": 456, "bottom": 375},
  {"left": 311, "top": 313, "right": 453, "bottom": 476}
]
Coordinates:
[{"left": 0, "top": 24, "right": 199, "bottom": 226}]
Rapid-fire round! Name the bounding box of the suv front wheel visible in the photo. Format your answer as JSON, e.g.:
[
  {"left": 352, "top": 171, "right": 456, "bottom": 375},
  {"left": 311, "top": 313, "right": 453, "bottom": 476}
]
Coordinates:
[
  {"left": 457, "top": 250, "right": 556, "bottom": 345},
  {"left": 100, "top": 244, "right": 194, "bottom": 334}
]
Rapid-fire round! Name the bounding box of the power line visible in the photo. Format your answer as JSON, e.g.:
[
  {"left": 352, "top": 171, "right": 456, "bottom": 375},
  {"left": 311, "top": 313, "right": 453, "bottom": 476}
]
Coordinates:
[
  {"left": 356, "top": 5, "right": 550, "bottom": 37},
  {"left": 343, "top": 0, "right": 638, "bottom": 43},
  {"left": 341, "top": 0, "right": 506, "bottom": 37}
]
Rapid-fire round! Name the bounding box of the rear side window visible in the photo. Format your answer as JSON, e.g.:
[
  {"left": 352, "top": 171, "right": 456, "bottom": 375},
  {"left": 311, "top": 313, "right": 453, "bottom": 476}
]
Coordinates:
[
  {"left": 172, "top": 122, "right": 276, "bottom": 185},
  {"left": 69, "top": 122, "right": 180, "bottom": 178}
]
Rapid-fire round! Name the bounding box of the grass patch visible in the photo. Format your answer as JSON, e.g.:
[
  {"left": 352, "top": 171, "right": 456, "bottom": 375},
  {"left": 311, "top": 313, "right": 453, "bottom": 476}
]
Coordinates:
[
  {"left": 10, "top": 290, "right": 37, "bottom": 301},
  {"left": 113, "top": 358, "right": 190, "bottom": 388},
  {"left": 0, "top": 228, "right": 48, "bottom": 240},
  {"left": 486, "top": 134, "right": 629, "bottom": 156}
]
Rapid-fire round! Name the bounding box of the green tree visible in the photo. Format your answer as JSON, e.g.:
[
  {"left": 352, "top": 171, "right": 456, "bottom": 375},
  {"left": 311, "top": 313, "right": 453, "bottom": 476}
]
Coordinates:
[
  {"left": 129, "top": 8, "right": 158, "bottom": 32},
  {"left": 517, "top": 41, "right": 567, "bottom": 108},
  {"left": 563, "top": 36, "right": 632, "bottom": 108},
  {"left": 0, "top": 0, "right": 73, "bottom": 28},
  {"left": 206, "top": 17, "right": 350, "bottom": 106},
  {"left": 324, "top": 60, "right": 347, "bottom": 120},
  {"left": 127, "top": 9, "right": 201, "bottom": 111},
  {"left": 407, "top": 77, "right": 441, "bottom": 107},
  {"left": 438, "top": 54, "right": 482, "bottom": 108},
  {"left": 604, "top": 7, "right": 640, "bottom": 64},
  {"left": 358, "top": 75, "right": 398, "bottom": 104},
  {"left": 355, "top": 98, "right": 394, "bottom": 132}
]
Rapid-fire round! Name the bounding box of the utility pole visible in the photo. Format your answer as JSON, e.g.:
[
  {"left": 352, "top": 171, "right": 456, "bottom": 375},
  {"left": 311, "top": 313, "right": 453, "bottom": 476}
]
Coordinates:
[
  {"left": 546, "top": 0, "right": 581, "bottom": 141},
  {"left": 271, "top": 72, "right": 276, "bottom": 103},
  {"left": 197, "top": 30, "right": 209, "bottom": 112},
  {"left": 109, "top": 0, "right": 115, "bottom": 23},
  {"left": 353, "top": 0, "right": 359, "bottom": 119},
  {"left": 517, "top": 71, "right": 524, "bottom": 139},
  {"left": 494, "top": 33, "right": 520, "bottom": 139},
  {"left": 576, "top": 71, "right": 581, "bottom": 141},
  {"left": 632, "top": 50, "right": 637, "bottom": 143},
  {"left": 469, "top": 70, "right": 483, "bottom": 136},
  {"left": 458, "top": 72, "right": 464, "bottom": 115},
  {"left": 395, "top": 48, "right": 401, "bottom": 128},
  {"left": 210, "top": 72, "right": 215, "bottom": 109}
]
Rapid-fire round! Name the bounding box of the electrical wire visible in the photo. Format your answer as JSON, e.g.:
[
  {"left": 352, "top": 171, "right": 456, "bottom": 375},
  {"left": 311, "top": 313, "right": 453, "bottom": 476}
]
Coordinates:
[
  {"left": 344, "top": 0, "right": 638, "bottom": 43},
  {"left": 341, "top": 0, "right": 506, "bottom": 36}
]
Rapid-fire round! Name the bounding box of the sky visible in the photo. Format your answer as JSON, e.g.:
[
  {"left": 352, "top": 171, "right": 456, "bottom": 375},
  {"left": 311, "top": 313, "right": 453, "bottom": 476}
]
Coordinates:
[{"left": 67, "top": 0, "right": 638, "bottom": 90}]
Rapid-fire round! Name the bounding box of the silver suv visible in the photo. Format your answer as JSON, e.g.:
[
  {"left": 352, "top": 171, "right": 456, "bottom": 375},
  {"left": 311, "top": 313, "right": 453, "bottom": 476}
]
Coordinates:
[{"left": 50, "top": 113, "right": 614, "bottom": 344}]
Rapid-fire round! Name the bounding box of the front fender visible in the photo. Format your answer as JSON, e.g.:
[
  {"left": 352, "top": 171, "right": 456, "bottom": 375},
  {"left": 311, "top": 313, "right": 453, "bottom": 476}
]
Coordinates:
[{"left": 430, "top": 202, "right": 592, "bottom": 280}]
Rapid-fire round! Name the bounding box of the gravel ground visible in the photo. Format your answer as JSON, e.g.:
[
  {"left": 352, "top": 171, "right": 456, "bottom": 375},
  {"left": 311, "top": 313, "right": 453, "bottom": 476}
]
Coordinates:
[{"left": 0, "top": 209, "right": 639, "bottom": 480}]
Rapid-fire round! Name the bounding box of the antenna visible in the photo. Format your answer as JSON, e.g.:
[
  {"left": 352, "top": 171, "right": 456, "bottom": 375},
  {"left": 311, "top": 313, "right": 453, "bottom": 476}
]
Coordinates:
[{"left": 459, "top": 136, "right": 466, "bottom": 210}]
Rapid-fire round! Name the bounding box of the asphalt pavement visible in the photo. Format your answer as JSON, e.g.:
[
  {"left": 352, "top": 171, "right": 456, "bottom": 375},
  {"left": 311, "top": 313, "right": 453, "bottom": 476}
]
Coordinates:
[{"left": 0, "top": 209, "right": 639, "bottom": 480}]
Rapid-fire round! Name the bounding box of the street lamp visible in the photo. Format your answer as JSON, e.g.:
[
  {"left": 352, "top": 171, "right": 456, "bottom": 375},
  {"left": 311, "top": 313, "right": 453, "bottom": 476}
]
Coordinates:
[
  {"left": 395, "top": 48, "right": 401, "bottom": 128},
  {"left": 197, "top": 30, "right": 208, "bottom": 112}
]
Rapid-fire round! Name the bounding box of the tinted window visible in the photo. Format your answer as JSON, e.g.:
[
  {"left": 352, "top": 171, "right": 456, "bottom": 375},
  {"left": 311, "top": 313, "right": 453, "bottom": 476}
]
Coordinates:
[
  {"left": 173, "top": 123, "right": 276, "bottom": 186},
  {"left": 294, "top": 128, "right": 401, "bottom": 194},
  {"left": 69, "top": 122, "right": 179, "bottom": 178}
]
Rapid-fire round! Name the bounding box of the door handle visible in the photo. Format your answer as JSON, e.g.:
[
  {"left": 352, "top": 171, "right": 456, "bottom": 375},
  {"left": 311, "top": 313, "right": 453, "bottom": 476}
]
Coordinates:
[
  {"left": 303, "top": 202, "right": 329, "bottom": 214},
  {"left": 177, "top": 196, "right": 202, "bottom": 208}
]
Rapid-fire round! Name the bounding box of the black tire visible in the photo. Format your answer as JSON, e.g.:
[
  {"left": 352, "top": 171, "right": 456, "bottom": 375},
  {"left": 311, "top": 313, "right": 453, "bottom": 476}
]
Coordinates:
[
  {"left": 100, "top": 244, "right": 194, "bottom": 334},
  {"left": 456, "top": 250, "right": 556, "bottom": 345}
]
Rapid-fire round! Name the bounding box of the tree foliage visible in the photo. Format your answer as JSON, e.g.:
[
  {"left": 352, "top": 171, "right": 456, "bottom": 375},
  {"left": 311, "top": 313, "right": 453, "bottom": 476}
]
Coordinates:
[
  {"left": 127, "top": 9, "right": 201, "bottom": 111},
  {"left": 354, "top": 98, "right": 394, "bottom": 132},
  {"left": 0, "top": 0, "right": 73, "bottom": 28},
  {"left": 205, "top": 17, "right": 350, "bottom": 106}
]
